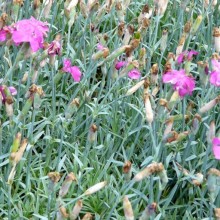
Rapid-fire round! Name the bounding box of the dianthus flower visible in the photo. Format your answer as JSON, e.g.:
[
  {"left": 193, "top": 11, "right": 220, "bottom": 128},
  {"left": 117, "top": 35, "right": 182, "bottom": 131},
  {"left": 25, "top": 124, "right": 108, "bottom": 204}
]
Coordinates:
[
  {"left": 115, "top": 61, "right": 127, "bottom": 70},
  {"left": 128, "top": 69, "right": 141, "bottom": 79},
  {"left": 210, "top": 59, "right": 220, "bottom": 87},
  {"left": 11, "top": 17, "right": 49, "bottom": 52},
  {"left": 177, "top": 50, "right": 198, "bottom": 64},
  {"left": 162, "top": 69, "right": 195, "bottom": 97},
  {"left": 63, "top": 59, "right": 82, "bottom": 82},
  {"left": 212, "top": 137, "right": 220, "bottom": 160},
  {"left": 0, "top": 85, "right": 17, "bottom": 103}
]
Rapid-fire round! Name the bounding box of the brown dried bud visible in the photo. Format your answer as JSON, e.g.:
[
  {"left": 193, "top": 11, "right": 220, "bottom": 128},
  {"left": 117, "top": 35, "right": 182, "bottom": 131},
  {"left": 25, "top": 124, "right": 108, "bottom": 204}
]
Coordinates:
[
  {"left": 123, "top": 161, "right": 132, "bottom": 174},
  {"left": 213, "top": 27, "right": 220, "bottom": 37},
  {"left": 128, "top": 25, "right": 135, "bottom": 35},
  {"left": 184, "top": 21, "right": 192, "bottom": 33},
  {"left": 130, "top": 39, "right": 140, "bottom": 49},
  {"left": 48, "top": 172, "right": 61, "bottom": 183},
  {"left": 13, "top": 0, "right": 24, "bottom": 5},
  {"left": 118, "top": 22, "right": 125, "bottom": 37},
  {"left": 215, "top": 208, "right": 220, "bottom": 220},
  {"left": 166, "top": 131, "right": 178, "bottom": 143},
  {"left": 208, "top": 168, "right": 220, "bottom": 177},
  {"left": 151, "top": 64, "right": 158, "bottom": 75},
  {"left": 164, "top": 62, "right": 172, "bottom": 73},
  {"left": 178, "top": 33, "right": 186, "bottom": 46},
  {"left": 142, "top": 4, "right": 149, "bottom": 13},
  {"left": 159, "top": 98, "right": 168, "bottom": 106},
  {"left": 0, "top": 13, "right": 8, "bottom": 29},
  {"left": 82, "top": 213, "right": 93, "bottom": 220},
  {"left": 59, "top": 206, "right": 69, "bottom": 218}
]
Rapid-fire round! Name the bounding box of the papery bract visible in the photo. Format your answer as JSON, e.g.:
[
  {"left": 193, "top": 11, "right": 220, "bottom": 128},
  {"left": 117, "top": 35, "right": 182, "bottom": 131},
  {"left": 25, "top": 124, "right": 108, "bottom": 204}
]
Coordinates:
[
  {"left": 212, "top": 137, "right": 220, "bottom": 160},
  {"left": 210, "top": 59, "right": 220, "bottom": 87},
  {"left": 162, "top": 69, "right": 195, "bottom": 97},
  {"left": 128, "top": 69, "right": 141, "bottom": 79},
  {"left": 12, "top": 17, "right": 49, "bottom": 52}
]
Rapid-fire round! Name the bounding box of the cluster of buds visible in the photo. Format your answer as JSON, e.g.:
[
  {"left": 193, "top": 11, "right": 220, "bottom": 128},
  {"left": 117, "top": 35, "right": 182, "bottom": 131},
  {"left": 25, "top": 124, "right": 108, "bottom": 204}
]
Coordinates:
[
  {"left": 8, "top": 134, "right": 28, "bottom": 184},
  {"left": 19, "top": 84, "right": 45, "bottom": 120},
  {"left": 207, "top": 168, "right": 220, "bottom": 203}
]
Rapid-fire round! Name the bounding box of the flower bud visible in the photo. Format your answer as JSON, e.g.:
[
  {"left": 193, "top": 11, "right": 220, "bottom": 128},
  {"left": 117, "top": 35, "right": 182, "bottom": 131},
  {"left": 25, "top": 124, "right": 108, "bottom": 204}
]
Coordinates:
[
  {"left": 213, "top": 27, "right": 220, "bottom": 53},
  {"left": 123, "top": 161, "right": 132, "bottom": 181},
  {"left": 88, "top": 124, "right": 98, "bottom": 143},
  {"left": 82, "top": 213, "right": 93, "bottom": 220},
  {"left": 144, "top": 94, "right": 154, "bottom": 124},
  {"left": 191, "top": 15, "right": 203, "bottom": 35},
  {"left": 70, "top": 200, "right": 83, "bottom": 220},
  {"left": 123, "top": 196, "right": 134, "bottom": 220},
  {"left": 59, "top": 173, "right": 77, "bottom": 198},
  {"left": 19, "top": 96, "right": 34, "bottom": 120},
  {"left": 65, "top": 98, "right": 80, "bottom": 119},
  {"left": 160, "top": 29, "right": 168, "bottom": 52},
  {"left": 84, "top": 181, "right": 107, "bottom": 195},
  {"left": 199, "top": 95, "right": 220, "bottom": 114},
  {"left": 207, "top": 121, "right": 216, "bottom": 145},
  {"left": 11, "top": 132, "right": 22, "bottom": 153},
  {"left": 126, "top": 80, "right": 145, "bottom": 96}
]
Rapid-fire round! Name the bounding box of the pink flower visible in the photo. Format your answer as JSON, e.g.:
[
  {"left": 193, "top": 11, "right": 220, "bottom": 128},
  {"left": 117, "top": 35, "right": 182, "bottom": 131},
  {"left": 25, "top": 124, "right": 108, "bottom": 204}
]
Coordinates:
[
  {"left": 97, "top": 43, "right": 105, "bottom": 51},
  {"left": 210, "top": 59, "right": 220, "bottom": 87},
  {"left": 11, "top": 17, "right": 49, "bottom": 52},
  {"left": 177, "top": 50, "right": 198, "bottom": 64},
  {"left": 162, "top": 69, "right": 195, "bottom": 97},
  {"left": 48, "top": 40, "right": 61, "bottom": 55},
  {"left": 63, "top": 59, "right": 82, "bottom": 82},
  {"left": 212, "top": 137, "right": 220, "bottom": 160},
  {"left": 128, "top": 69, "right": 141, "bottom": 79},
  {"left": 115, "top": 61, "right": 127, "bottom": 70},
  {"left": 0, "top": 85, "right": 17, "bottom": 103}
]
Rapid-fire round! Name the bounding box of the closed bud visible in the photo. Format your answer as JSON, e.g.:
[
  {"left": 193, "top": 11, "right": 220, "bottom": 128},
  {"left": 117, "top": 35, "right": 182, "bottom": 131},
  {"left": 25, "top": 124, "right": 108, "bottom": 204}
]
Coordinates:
[
  {"left": 11, "top": 132, "right": 22, "bottom": 153},
  {"left": 123, "top": 161, "right": 132, "bottom": 181},
  {"left": 199, "top": 96, "right": 220, "bottom": 114},
  {"left": 126, "top": 80, "right": 145, "bottom": 96},
  {"left": 19, "top": 96, "right": 34, "bottom": 120},
  {"left": 70, "top": 200, "right": 83, "bottom": 220},
  {"left": 191, "top": 114, "right": 201, "bottom": 135},
  {"left": 191, "top": 15, "right": 203, "bottom": 35},
  {"left": 139, "top": 202, "right": 157, "bottom": 220},
  {"left": 144, "top": 94, "right": 154, "bottom": 124},
  {"left": 184, "top": 21, "right": 191, "bottom": 33},
  {"left": 213, "top": 27, "right": 220, "bottom": 53},
  {"left": 160, "top": 29, "right": 168, "bottom": 52},
  {"left": 123, "top": 196, "right": 134, "bottom": 220},
  {"left": 207, "top": 121, "right": 216, "bottom": 145},
  {"left": 59, "top": 173, "right": 77, "bottom": 198},
  {"left": 82, "top": 213, "right": 93, "bottom": 220},
  {"left": 48, "top": 172, "right": 61, "bottom": 183},
  {"left": 84, "top": 181, "right": 107, "bottom": 195},
  {"left": 88, "top": 124, "right": 98, "bottom": 143},
  {"left": 65, "top": 98, "right": 80, "bottom": 119}
]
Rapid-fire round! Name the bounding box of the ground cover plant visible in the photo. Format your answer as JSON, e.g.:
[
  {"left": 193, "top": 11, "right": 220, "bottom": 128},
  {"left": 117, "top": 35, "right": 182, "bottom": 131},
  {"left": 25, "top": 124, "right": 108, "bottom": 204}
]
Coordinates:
[{"left": 0, "top": 0, "right": 220, "bottom": 219}]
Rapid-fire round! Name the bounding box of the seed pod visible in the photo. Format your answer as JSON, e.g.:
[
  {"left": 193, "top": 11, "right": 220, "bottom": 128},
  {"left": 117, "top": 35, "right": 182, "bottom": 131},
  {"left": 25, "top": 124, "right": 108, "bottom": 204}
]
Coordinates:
[
  {"left": 123, "top": 196, "right": 134, "bottom": 220},
  {"left": 84, "top": 181, "right": 107, "bottom": 195},
  {"left": 59, "top": 173, "right": 77, "bottom": 198},
  {"left": 70, "top": 200, "right": 83, "bottom": 220}
]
